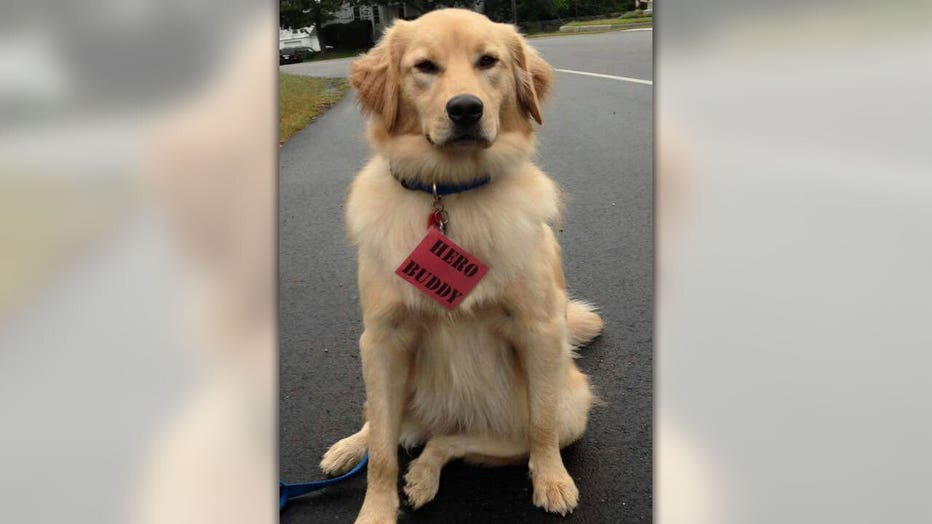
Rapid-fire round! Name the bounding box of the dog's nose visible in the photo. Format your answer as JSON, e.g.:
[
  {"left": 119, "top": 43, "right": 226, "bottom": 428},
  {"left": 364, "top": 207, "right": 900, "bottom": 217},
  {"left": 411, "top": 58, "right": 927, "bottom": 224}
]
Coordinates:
[{"left": 446, "top": 95, "right": 483, "bottom": 126}]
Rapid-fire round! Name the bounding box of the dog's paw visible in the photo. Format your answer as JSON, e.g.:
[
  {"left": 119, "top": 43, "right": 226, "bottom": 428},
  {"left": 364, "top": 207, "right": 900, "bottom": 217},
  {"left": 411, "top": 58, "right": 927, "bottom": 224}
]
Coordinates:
[
  {"left": 531, "top": 466, "right": 579, "bottom": 516},
  {"left": 403, "top": 458, "right": 440, "bottom": 509},
  {"left": 354, "top": 513, "right": 396, "bottom": 524},
  {"left": 320, "top": 435, "right": 367, "bottom": 476},
  {"left": 354, "top": 492, "right": 399, "bottom": 524}
]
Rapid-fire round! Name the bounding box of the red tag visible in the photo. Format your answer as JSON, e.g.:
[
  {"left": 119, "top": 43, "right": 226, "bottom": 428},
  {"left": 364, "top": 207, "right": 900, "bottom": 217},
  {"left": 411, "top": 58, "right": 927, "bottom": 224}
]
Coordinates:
[{"left": 395, "top": 227, "right": 489, "bottom": 309}]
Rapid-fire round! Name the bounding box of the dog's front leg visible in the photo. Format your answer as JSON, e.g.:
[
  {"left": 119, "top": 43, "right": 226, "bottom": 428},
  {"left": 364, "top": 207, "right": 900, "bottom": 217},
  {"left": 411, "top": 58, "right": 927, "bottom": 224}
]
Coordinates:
[
  {"left": 355, "top": 320, "right": 414, "bottom": 524},
  {"left": 513, "top": 313, "right": 578, "bottom": 516}
]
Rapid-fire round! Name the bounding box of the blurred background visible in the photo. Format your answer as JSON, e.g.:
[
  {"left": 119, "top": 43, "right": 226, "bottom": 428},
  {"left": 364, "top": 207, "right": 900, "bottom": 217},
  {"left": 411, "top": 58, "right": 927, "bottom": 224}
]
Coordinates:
[
  {"left": 0, "top": 1, "right": 276, "bottom": 523},
  {"left": 656, "top": 2, "right": 932, "bottom": 523},
  {"left": 2, "top": 0, "right": 930, "bottom": 522}
]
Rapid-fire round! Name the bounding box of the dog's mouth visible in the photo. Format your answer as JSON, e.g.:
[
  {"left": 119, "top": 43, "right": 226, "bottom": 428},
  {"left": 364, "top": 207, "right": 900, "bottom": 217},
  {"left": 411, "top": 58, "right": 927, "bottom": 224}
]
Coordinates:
[{"left": 426, "top": 133, "right": 492, "bottom": 149}]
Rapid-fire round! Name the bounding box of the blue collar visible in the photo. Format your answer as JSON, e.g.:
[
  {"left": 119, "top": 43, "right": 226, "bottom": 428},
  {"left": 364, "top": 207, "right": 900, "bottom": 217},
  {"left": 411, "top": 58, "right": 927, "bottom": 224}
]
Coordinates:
[{"left": 397, "top": 175, "right": 491, "bottom": 196}]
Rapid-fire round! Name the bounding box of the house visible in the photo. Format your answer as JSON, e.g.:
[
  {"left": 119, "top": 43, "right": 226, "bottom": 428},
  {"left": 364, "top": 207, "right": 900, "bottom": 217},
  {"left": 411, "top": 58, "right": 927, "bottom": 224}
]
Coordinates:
[
  {"left": 279, "top": 26, "right": 320, "bottom": 51},
  {"left": 329, "top": 2, "right": 485, "bottom": 39},
  {"left": 328, "top": 4, "right": 399, "bottom": 39},
  {"left": 280, "top": 2, "right": 485, "bottom": 50}
]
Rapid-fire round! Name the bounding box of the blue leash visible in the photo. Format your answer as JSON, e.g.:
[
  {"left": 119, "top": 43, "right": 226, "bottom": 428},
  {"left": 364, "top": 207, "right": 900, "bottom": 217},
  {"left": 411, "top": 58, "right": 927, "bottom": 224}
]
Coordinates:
[{"left": 280, "top": 454, "right": 368, "bottom": 510}]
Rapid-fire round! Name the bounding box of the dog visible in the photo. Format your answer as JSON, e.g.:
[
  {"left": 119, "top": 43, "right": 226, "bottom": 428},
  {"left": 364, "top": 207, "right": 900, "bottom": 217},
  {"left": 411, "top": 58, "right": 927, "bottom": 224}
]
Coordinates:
[{"left": 320, "top": 9, "right": 604, "bottom": 523}]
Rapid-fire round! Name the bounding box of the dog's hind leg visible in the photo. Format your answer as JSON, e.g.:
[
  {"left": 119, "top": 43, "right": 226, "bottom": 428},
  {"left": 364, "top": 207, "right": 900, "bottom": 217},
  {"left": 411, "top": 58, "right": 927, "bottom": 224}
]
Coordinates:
[
  {"left": 403, "top": 435, "right": 528, "bottom": 509},
  {"left": 320, "top": 422, "right": 369, "bottom": 476}
]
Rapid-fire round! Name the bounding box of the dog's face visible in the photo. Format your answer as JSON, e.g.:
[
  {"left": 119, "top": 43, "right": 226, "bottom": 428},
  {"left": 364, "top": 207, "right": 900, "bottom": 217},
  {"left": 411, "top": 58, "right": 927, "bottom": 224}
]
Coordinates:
[
  {"left": 349, "top": 9, "right": 552, "bottom": 169},
  {"left": 399, "top": 17, "right": 511, "bottom": 149}
]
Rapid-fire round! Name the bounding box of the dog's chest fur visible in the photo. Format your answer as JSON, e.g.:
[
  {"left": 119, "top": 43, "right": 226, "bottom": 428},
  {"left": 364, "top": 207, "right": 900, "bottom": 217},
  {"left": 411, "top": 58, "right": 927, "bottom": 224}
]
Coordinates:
[
  {"left": 346, "top": 157, "right": 561, "bottom": 311},
  {"left": 407, "top": 314, "right": 528, "bottom": 440}
]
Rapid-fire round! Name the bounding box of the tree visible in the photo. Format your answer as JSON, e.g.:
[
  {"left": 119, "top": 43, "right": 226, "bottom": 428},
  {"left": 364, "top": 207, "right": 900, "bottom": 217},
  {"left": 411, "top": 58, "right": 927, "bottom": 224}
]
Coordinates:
[{"left": 280, "top": 0, "right": 346, "bottom": 55}]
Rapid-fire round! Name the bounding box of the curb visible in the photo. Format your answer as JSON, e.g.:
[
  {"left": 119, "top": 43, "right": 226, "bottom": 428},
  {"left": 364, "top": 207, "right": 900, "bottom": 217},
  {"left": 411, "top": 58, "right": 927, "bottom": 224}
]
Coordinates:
[{"left": 559, "top": 24, "right": 612, "bottom": 33}]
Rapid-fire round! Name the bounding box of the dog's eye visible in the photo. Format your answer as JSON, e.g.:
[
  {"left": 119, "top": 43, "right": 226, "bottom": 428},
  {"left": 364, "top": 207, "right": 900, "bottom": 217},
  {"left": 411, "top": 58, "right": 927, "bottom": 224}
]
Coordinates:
[
  {"left": 478, "top": 55, "right": 498, "bottom": 69},
  {"left": 415, "top": 60, "right": 439, "bottom": 74}
]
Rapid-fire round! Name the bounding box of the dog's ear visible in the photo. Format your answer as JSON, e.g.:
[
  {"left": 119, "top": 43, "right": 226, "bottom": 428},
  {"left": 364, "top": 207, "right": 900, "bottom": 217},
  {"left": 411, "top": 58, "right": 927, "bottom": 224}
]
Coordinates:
[
  {"left": 349, "top": 22, "right": 407, "bottom": 130},
  {"left": 507, "top": 29, "right": 553, "bottom": 125}
]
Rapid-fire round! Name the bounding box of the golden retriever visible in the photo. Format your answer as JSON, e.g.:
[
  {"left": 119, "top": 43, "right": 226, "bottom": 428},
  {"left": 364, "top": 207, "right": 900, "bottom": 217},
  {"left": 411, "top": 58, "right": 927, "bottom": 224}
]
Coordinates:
[{"left": 320, "top": 9, "right": 604, "bottom": 523}]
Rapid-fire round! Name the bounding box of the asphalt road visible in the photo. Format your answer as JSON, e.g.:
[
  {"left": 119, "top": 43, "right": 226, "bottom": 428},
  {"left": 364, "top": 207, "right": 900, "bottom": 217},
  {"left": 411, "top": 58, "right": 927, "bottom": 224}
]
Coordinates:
[{"left": 280, "top": 29, "right": 652, "bottom": 523}]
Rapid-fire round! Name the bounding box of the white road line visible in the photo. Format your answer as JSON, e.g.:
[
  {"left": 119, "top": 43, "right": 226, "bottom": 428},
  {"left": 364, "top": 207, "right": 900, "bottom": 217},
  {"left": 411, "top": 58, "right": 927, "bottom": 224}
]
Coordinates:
[{"left": 555, "top": 68, "right": 653, "bottom": 86}]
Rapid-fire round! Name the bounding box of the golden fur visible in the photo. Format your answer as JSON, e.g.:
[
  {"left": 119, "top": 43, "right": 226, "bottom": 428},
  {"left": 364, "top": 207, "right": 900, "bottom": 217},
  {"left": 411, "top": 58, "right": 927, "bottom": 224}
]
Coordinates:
[{"left": 321, "top": 9, "right": 603, "bottom": 523}]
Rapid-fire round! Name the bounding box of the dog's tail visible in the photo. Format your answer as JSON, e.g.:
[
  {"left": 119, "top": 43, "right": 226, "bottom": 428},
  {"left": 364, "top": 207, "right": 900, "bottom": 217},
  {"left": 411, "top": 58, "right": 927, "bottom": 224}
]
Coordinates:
[{"left": 567, "top": 299, "right": 604, "bottom": 348}]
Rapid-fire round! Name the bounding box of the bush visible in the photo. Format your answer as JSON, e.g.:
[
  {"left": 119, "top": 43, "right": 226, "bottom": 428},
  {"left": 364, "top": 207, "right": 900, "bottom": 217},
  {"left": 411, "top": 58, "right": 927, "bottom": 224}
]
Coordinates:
[
  {"left": 320, "top": 20, "right": 373, "bottom": 51},
  {"left": 486, "top": 0, "right": 630, "bottom": 24},
  {"left": 519, "top": 19, "right": 566, "bottom": 34},
  {"left": 621, "top": 9, "right": 646, "bottom": 19}
]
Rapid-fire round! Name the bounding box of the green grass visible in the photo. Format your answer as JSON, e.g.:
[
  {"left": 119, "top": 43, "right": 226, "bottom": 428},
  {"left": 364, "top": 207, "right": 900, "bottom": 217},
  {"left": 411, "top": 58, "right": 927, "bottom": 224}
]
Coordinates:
[
  {"left": 279, "top": 74, "right": 349, "bottom": 143},
  {"left": 567, "top": 15, "right": 653, "bottom": 27},
  {"left": 525, "top": 11, "right": 652, "bottom": 37},
  {"left": 527, "top": 23, "right": 650, "bottom": 38}
]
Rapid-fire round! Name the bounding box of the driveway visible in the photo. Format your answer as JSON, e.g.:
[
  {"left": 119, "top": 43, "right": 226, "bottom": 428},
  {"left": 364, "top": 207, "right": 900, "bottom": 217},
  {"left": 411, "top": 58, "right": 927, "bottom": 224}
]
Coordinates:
[{"left": 280, "top": 29, "right": 653, "bottom": 523}]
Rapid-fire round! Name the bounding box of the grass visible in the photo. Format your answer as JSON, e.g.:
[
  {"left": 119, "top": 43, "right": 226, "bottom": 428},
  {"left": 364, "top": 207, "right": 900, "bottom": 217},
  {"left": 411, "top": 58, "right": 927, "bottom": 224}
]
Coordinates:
[
  {"left": 566, "top": 16, "right": 653, "bottom": 27},
  {"left": 279, "top": 74, "right": 349, "bottom": 143},
  {"left": 526, "top": 23, "right": 650, "bottom": 38},
  {"left": 528, "top": 29, "right": 610, "bottom": 38},
  {"left": 526, "top": 11, "right": 652, "bottom": 38}
]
